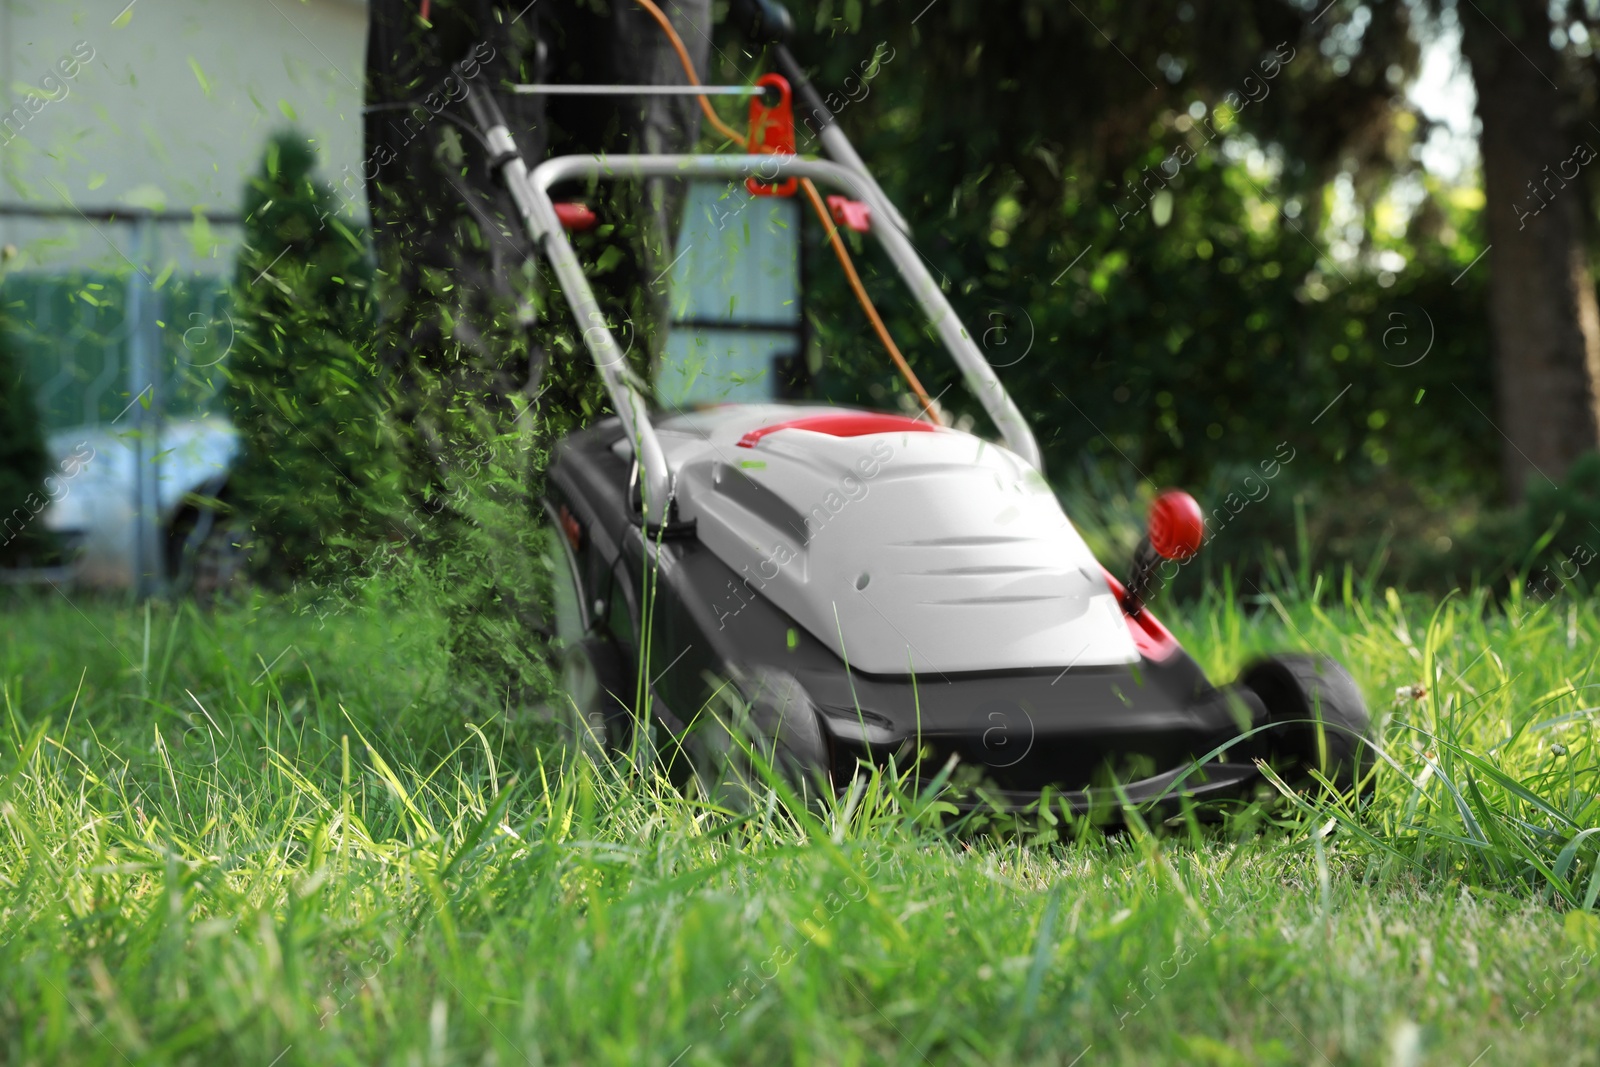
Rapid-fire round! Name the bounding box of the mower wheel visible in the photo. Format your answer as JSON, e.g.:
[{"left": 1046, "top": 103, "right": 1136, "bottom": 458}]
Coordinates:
[
  {"left": 1238, "top": 654, "right": 1373, "bottom": 796},
  {"left": 559, "top": 635, "right": 634, "bottom": 755},
  {"left": 696, "top": 667, "right": 832, "bottom": 808}
]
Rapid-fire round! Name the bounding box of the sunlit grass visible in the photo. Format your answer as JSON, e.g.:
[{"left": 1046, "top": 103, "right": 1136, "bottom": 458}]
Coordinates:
[{"left": 1, "top": 579, "right": 1597, "bottom": 1065}]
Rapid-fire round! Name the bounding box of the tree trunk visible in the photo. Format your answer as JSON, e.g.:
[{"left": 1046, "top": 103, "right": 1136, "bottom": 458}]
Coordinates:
[
  {"left": 361, "top": 0, "right": 709, "bottom": 702},
  {"left": 363, "top": 0, "right": 709, "bottom": 460},
  {"left": 1461, "top": 0, "right": 1600, "bottom": 499}
]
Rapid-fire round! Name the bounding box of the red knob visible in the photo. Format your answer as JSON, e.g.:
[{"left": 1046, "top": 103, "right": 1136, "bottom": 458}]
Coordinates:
[{"left": 1148, "top": 490, "right": 1204, "bottom": 560}]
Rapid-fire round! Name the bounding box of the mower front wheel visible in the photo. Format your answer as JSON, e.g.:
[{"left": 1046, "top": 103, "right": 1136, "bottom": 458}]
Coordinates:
[
  {"left": 694, "top": 667, "right": 833, "bottom": 808},
  {"left": 559, "top": 635, "right": 634, "bottom": 755},
  {"left": 1238, "top": 654, "right": 1374, "bottom": 796}
]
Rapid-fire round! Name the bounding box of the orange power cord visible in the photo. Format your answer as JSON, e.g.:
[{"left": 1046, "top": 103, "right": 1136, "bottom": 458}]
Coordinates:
[{"left": 629, "top": 0, "right": 943, "bottom": 424}]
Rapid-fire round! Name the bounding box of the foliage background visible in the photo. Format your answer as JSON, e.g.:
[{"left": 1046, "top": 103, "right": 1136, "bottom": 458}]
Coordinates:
[
  {"left": 0, "top": 314, "right": 52, "bottom": 568},
  {"left": 751, "top": 0, "right": 1587, "bottom": 595}
]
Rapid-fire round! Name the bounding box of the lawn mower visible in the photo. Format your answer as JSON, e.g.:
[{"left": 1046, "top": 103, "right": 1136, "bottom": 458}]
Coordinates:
[{"left": 454, "top": 0, "right": 1374, "bottom": 813}]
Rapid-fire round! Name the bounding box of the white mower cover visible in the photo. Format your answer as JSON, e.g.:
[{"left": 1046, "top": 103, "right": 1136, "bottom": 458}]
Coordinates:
[{"left": 621, "top": 406, "right": 1140, "bottom": 675}]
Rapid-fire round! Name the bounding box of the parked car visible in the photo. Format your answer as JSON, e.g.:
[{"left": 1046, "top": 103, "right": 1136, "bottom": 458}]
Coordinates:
[{"left": 40, "top": 415, "right": 238, "bottom": 590}]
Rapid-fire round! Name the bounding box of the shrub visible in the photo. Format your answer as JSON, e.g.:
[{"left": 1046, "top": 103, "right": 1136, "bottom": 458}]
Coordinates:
[{"left": 227, "top": 131, "right": 390, "bottom": 584}]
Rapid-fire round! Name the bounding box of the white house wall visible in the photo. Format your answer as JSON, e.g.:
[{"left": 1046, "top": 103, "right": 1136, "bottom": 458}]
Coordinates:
[{"left": 0, "top": 0, "right": 368, "bottom": 272}]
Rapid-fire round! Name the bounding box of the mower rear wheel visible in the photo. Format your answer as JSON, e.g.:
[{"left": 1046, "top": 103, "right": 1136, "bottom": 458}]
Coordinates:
[
  {"left": 1238, "top": 654, "right": 1373, "bottom": 796},
  {"left": 559, "top": 635, "right": 634, "bottom": 755}
]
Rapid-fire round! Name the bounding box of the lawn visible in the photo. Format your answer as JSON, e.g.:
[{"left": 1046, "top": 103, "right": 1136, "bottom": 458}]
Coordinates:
[{"left": 1, "top": 579, "right": 1597, "bottom": 1065}]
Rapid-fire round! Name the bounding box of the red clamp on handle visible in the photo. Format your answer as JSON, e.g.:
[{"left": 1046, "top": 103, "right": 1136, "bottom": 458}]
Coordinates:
[
  {"left": 554, "top": 202, "right": 598, "bottom": 231},
  {"left": 826, "top": 195, "right": 872, "bottom": 233},
  {"left": 746, "top": 74, "right": 797, "bottom": 198}
]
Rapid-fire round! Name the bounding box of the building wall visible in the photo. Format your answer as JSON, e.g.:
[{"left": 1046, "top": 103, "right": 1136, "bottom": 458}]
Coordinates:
[{"left": 1, "top": 0, "right": 368, "bottom": 272}]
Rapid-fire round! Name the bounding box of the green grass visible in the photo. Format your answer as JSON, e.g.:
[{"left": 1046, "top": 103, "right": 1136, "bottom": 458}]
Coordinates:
[{"left": 2, "top": 579, "right": 1599, "bottom": 1065}]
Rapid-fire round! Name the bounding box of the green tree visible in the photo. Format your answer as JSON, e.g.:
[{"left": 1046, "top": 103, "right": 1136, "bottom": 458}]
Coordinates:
[
  {"left": 228, "top": 131, "right": 386, "bottom": 584},
  {"left": 784, "top": 1, "right": 1433, "bottom": 469},
  {"left": 1455, "top": 0, "right": 1600, "bottom": 498}
]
